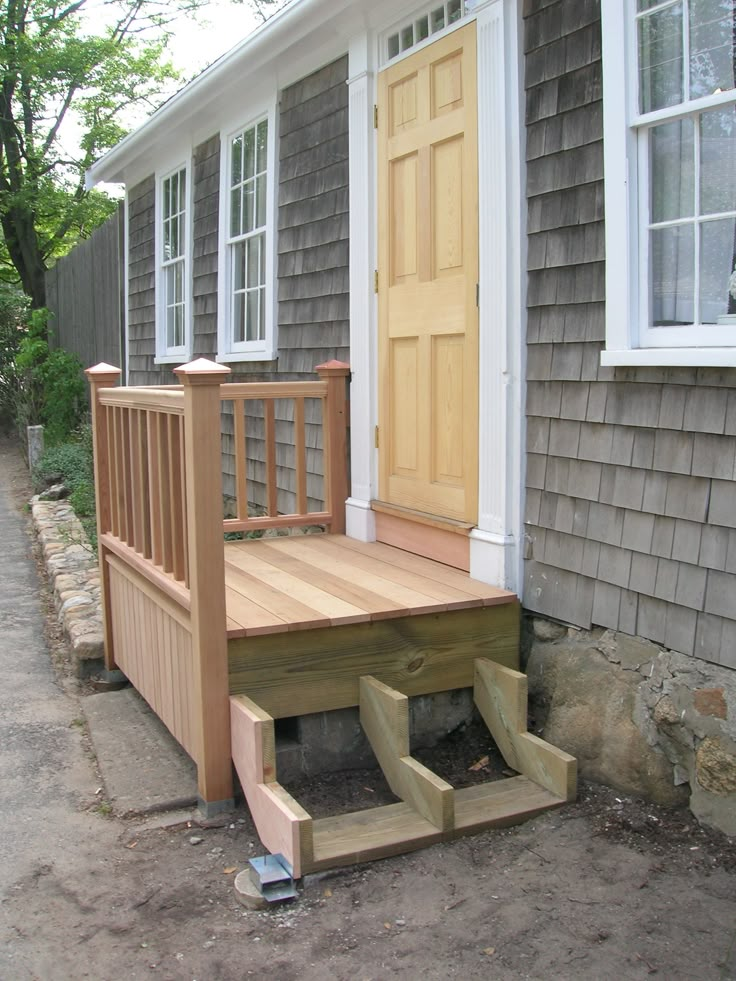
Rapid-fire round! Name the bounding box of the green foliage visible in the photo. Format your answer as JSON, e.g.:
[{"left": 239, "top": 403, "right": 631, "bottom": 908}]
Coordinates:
[
  {"left": 33, "top": 424, "right": 97, "bottom": 549},
  {"left": 0, "top": 285, "right": 29, "bottom": 429},
  {"left": 0, "top": 0, "right": 190, "bottom": 303},
  {"left": 14, "top": 309, "right": 87, "bottom": 443},
  {"left": 33, "top": 437, "right": 93, "bottom": 495}
]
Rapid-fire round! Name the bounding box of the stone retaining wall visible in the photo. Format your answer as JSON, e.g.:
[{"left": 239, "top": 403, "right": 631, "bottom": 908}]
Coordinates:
[
  {"left": 32, "top": 498, "right": 104, "bottom": 675},
  {"left": 526, "top": 620, "right": 736, "bottom": 837}
]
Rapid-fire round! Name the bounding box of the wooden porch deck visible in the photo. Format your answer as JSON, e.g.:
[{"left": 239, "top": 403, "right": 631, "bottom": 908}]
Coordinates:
[
  {"left": 224, "top": 534, "right": 514, "bottom": 638},
  {"left": 87, "top": 359, "right": 576, "bottom": 878}
]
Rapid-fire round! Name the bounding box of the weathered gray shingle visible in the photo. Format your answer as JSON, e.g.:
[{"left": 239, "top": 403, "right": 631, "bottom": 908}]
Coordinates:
[
  {"left": 683, "top": 388, "right": 728, "bottom": 434},
  {"left": 663, "top": 605, "right": 697, "bottom": 656}
]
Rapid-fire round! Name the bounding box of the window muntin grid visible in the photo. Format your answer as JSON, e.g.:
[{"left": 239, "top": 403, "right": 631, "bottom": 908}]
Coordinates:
[
  {"left": 227, "top": 118, "right": 268, "bottom": 345},
  {"left": 386, "top": 0, "right": 469, "bottom": 61},
  {"left": 161, "top": 168, "right": 187, "bottom": 351}
]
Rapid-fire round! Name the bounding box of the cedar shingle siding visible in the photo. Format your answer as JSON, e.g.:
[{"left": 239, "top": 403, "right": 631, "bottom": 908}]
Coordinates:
[
  {"left": 222, "top": 54, "right": 349, "bottom": 512},
  {"left": 523, "top": 0, "right": 736, "bottom": 670},
  {"left": 124, "top": 56, "right": 349, "bottom": 513},
  {"left": 128, "top": 176, "right": 168, "bottom": 385}
]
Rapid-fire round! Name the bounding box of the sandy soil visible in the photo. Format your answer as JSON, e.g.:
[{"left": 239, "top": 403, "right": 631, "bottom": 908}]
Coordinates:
[{"left": 2, "top": 436, "right": 736, "bottom": 981}]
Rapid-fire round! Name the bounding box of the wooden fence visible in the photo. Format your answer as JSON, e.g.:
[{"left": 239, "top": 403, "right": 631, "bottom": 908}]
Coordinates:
[
  {"left": 86, "top": 358, "right": 350, "bottom": 807},
  {"left": 46, "top": 206, "right": 125, "bottom": 371}
]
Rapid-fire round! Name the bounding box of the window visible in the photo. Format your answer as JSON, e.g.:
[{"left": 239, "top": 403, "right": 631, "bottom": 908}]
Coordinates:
[
  {"left": 155, "top": 165, "right": 191, "bottom": 362},
  {"left": 386, "top": 1, "right": 475, "bottom": 61},
  {"left": 602, "top": 1, "right": 736, "bottom": 365},
  {"left": 218, "top": 111, "right": 276, "bottom": 361}
]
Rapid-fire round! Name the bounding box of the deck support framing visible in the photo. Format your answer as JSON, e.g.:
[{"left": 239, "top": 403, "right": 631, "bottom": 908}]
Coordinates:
[{"left": 230, "top": 662, "right": 577, "bottom": 878}]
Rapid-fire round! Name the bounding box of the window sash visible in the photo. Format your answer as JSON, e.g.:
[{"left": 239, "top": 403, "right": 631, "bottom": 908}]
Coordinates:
[
  {"left": 633, "top": 0, "right": 736, "bottom": 347},
  {"left": 226, "top": 118, "right": 269, "bottom": 351},
  {"left": 158, "top": 166, "right": 189, "bottom": 357}
]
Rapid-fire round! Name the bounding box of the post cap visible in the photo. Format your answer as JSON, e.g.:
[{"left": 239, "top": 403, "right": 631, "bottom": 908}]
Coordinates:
[
  {"left": 315, "top": 360, "right": 350, "bottom": 376},
  {"left": 174, "top": 358, "right": 232, "bottom": 385},
  {"left": 85, "top": 362, "right": 122, "bottom": 380}
]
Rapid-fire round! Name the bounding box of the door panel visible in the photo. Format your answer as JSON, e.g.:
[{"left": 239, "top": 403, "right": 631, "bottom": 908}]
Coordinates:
[{"left": 378, "top": 22, "right": 478, "bottom": 523}]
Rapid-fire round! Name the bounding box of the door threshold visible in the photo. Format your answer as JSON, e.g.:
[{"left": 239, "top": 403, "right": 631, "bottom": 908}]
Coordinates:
[
  {"left": 371, "top": 501, "right": 474, "bottom": 536},
  {"left": 371, "top": 501, "right": 473, "bottom": 570}
]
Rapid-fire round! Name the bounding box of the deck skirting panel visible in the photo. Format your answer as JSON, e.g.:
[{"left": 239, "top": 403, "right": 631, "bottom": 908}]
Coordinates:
[
  {"left": 227, "top": 602, "right": 520, "bottom": 718},
  {"left": 108, "top": 556, "right": 196, "bottom": 759}
]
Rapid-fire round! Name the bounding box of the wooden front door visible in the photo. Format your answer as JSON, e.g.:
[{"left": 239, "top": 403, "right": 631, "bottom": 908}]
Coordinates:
[{"left": 377, "top": 22, "right": 478, "bottom": 525}]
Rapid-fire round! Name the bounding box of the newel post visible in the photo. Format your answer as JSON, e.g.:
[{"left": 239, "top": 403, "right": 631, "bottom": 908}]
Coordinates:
[
  {"left": 174, "top": 358, "right": 233, "bottom": 812},
  {"left": 86, "top": 363, "right": 122, "bottom": 672},
  {"left": 316, "top": 360, "right": 350, "bottom": 535}
]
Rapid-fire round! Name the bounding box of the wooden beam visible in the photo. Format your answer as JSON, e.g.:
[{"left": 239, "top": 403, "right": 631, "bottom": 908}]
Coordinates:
[
  {"left": 230, "top": 695, "right": 313, "bottom": 877},
  {"left": 316, "top": 361, "right": 350, "bottom": 534},
  {"left": 474, "top": 659, "right": 577, "bottom": 801},
  {"left": 175, "top": 358, "right": 233, "bottom": 806},
  {"left": 85, "top": 362, "right": 122, "bottom": 671},
  {"left": 359, "top": 676, "right": 454, "bottom": 831},
  {"left": 228, "top": 604, "right": 519, "bottom": 718}
]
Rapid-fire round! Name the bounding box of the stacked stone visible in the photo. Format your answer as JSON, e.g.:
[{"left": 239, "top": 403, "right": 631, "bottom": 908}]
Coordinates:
[
  {"left": 31, "top": 498, "right": 103, "bottom": 675},
  {"left": 527, "top": 621, "right": 736, "bottom": 837}
]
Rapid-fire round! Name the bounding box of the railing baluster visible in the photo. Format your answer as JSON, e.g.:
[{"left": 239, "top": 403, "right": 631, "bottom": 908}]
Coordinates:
[
  {"left": 233, "top": 398, "right": 248, "bottom": 522},
  {"left": 179, "top": 414, "right": 190, "bottom": 588},
  {"left": 114, "top": 407, "right": 125, "bottom": 542},
  {"left": 107, "top": 405, "right": 118, "bottom": 538},
  {"left": 159, "top": 412, "right": 173, "bottom": 574},
  {"left": 169, "top": 413, "right": 186, "bottom": 582},
  {"left": 147, "top": 410, "right": 163, "bottom": 566},
  {"left": 122, "top": 407, "right": 134, "bottom": 546},
  {"left": 140, "top": 410, "right": 152, "bottom": 559},
  {"left": 264, "top": 399, "right": 277, "bottom": 517},
  {"left": 294, "top": 396, "right": 307, "bottom": 516},
  {"left": 130, "top": 409, "right": 144, "bottom": 553},
  {"left": 320, "top": 395, "right": 332, "bottom": 516}
]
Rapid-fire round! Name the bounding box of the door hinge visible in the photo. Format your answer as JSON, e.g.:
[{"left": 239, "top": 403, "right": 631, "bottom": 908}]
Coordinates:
[
  {"left": 374, "top": 269, "right": 379, "bottom": 294},
  {"left": 374, "top": 425, "right": 380, "bottom": 448},
  {"left": 476, "top": 282, "right": 480, "bottom": 307},
  {"left": 373, "top": 104, "right": 378, "bottom": 129}
]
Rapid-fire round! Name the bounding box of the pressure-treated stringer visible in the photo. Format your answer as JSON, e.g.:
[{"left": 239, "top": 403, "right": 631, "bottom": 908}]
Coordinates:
[{"left": 230, "top": 660, "right": 576, "bottom": 877}]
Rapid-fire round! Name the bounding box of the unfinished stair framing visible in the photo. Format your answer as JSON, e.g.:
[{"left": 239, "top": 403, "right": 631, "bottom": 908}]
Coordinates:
[{"left": 230, "top": 660, "right": 576, "bottom": 877}]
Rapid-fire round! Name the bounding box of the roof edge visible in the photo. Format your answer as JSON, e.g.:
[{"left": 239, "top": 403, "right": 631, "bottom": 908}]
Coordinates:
[{"left": 86, "top": 0, "right": 330, "bottom": 187}]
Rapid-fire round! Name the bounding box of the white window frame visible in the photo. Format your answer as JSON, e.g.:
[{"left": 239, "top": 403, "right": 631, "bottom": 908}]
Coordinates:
[
  {"left": 217, "top": 104, "right": 278, "bottom": 362},
  {"left": 154, "top": 161, "right": 192, "bottom": 364},
  {"left": 601, "top": 1, "right": 736, "bottom": 367}
]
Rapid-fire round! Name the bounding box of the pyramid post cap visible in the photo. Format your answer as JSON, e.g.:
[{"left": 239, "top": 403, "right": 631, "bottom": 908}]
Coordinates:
[
  {"left": 85, "top": 362, "right": 121, "bottom": 378},
  {"left": 174, "top": 358, "right": 232, "bottom": 384},
  {"left": 315, "top": 360, "right": 350, "bottom": 376}
]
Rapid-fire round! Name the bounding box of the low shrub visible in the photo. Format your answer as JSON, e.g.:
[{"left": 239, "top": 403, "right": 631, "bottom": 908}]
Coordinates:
[
  {"left": 34, "top": 424, "right": 97, "bottom": 549},
  {"left": 15, "top": 309, "right": 87, "bottom": 445}
]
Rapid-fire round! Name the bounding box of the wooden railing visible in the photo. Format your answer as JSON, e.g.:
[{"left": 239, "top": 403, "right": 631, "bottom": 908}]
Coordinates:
[
  {"left": 222, "top": 360, "right": 350, "bottom": 535},
  {"left": 86, "top": 357, "right": 350, "bottom": 809},
  {"left": 90, "top": 382, "right": 189, "bottom": 591}
]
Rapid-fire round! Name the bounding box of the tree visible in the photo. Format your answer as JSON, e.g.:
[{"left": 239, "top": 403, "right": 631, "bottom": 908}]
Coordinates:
[{"left": 0, "top": 0, "right": 285, "bottom": 309}]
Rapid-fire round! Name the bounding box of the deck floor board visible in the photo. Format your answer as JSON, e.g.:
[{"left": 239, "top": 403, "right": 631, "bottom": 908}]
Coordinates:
[{"left": 225, "top": 535, "right": 516, "bottom": 637}]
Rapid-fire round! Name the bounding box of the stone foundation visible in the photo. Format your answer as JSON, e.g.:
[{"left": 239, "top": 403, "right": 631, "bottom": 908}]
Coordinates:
[
  {"left": 275, "top": 689, "right": 475, "bottom": 784},
  {"left": 525, "top": 619, "right": 736, "bottom": 837}
]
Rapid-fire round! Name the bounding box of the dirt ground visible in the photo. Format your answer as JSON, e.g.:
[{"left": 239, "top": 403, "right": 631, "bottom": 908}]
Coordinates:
[{"left": 2, "top": 438, "right": 736, "bottom": 981}]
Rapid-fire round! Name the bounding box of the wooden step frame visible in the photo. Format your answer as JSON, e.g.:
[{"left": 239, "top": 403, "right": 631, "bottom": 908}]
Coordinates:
[{"left": 230, "top": 660, "right": 576, "bottom": 877}]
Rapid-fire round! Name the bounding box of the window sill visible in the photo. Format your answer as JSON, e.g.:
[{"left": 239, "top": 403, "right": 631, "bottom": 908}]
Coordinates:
[
  {"left": 154, "top": 352, "right": 192, "bottom": 366},
  {"left": 216, "top": 350, "right": 278, "bottom": 364},
  {"left": 601, "top": 348, "right": 736, "bottom": 368}
]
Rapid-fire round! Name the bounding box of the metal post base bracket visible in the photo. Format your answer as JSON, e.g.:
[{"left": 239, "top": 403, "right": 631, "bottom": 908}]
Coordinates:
[{"left": 249, "top": 853, "right": 298, "bottom": 902}]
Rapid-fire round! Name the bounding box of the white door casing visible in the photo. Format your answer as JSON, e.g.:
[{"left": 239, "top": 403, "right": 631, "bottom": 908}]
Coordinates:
[{"left": 345, "top": 0, "right": 525, "bottom": 594}]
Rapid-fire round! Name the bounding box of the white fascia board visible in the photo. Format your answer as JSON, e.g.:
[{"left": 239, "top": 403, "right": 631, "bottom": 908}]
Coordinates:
[{"left": 86, "top": 0, "right": 365, "bottom": 188}]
